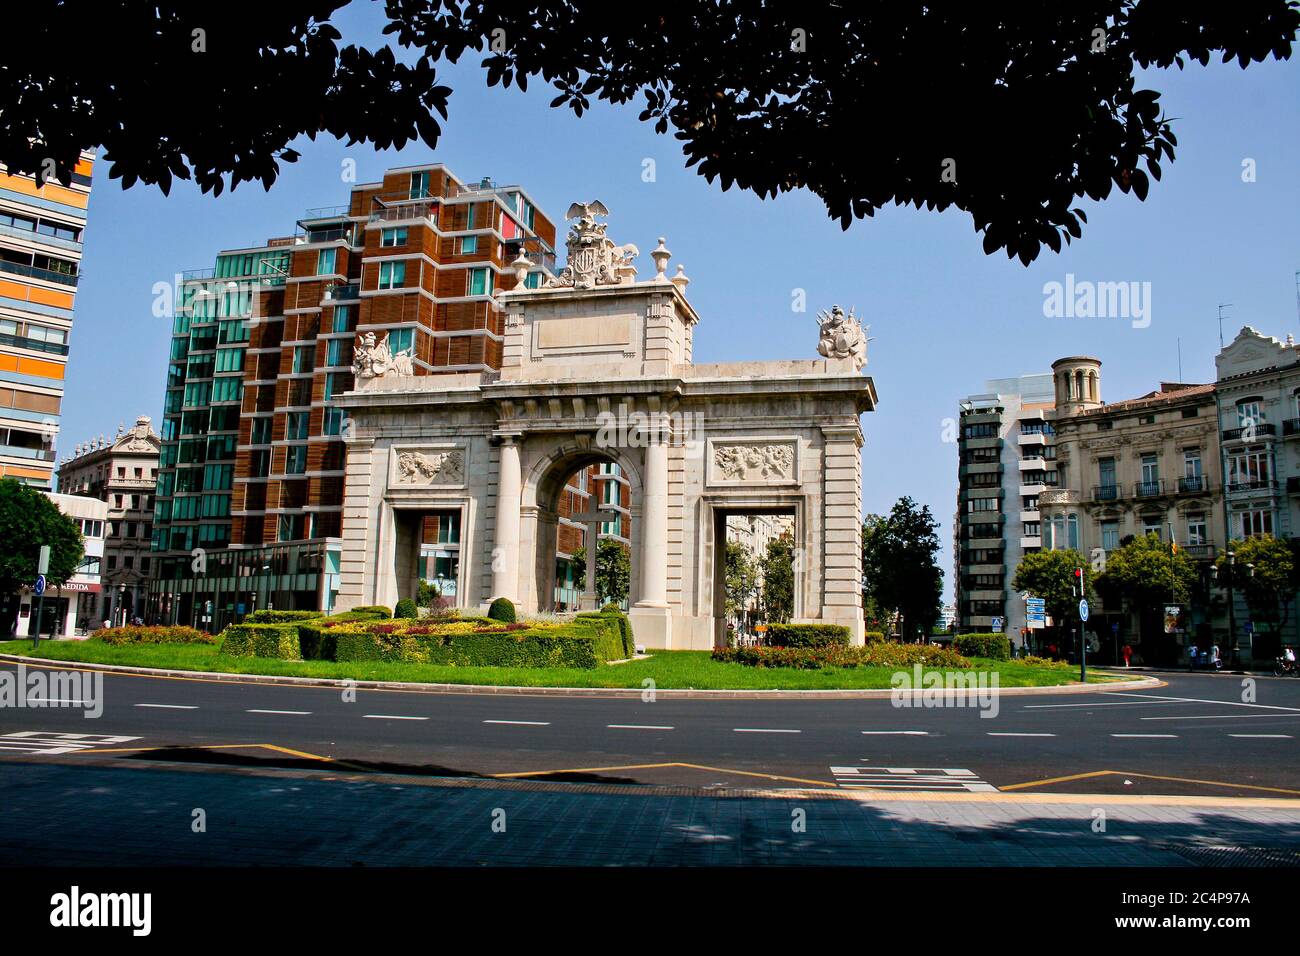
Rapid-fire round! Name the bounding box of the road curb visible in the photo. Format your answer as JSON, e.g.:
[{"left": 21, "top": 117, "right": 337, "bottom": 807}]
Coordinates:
[{"left": 0, "top": 653, "right": 1164, "bottom": 699}]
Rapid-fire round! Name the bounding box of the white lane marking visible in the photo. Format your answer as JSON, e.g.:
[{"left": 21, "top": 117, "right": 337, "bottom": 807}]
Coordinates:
[
  {"left": 733, "top": 728, "right": 801, "bottom": 734},
  {"left": 986, "top": 732, "right": 1056, "bottom": 737},
  {"left": 363, "top": 714, "right": 428, "bottom": 721},
  {"left": 832, "top": 766, "right": 996, "bottom": 793},
  {"left": 25, "top": 698, "right": 86, "bottom": 705},
  {"left": 1103, "top": 692, "right": 1300, "bottom": 713},
  {"left": 247, "top": 709, "right": 312, "bottom": 716},
  {"left": 134, "top": 703, "right": 197, "bottom": 710},
  {"left": 1141, "top": 713, "right": 1300, "bottom": 721},
  {"left": 607, "top": 724, "right": 674, "bottom": 730},
  {"left": 1111, "top": 733, "right": 1178, "bottom": 738},
  {"left": 1023, "top": 699, "right": 1186, "bottom": 709},
  {"left": 0, "top": 732, "right": 141, "bottom": 756},
  {"left": 483, "top": 719, "right": 550, "bottom": 726},
  {"left": 1228, "top": 734, "right": 1293, "bottom": 739},
  {"left": 861, "top": 730, "right": 929, "bottom": 736}
]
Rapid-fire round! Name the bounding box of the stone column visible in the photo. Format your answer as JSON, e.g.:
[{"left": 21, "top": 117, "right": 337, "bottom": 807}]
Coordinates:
[
  {"left": 820, "top": 423, "right": 865, "bottom": 643},
  {"left": 630, "top": 427, "right": 672, "bottom": 648},
  {"left": 491, "top": 435, "right": 522, "bottom": 602}
]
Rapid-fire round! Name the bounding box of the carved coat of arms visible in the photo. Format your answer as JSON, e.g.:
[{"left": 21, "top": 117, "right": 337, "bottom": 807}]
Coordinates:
[
  {"left": 353, "top": 331, "right": 414, "bottom": 381},
  {"left": 816, "top": 304, "right": 868, "bottom": 370},
  {"left": 544, "top": 200, "right": 639, "bottom": 290}
]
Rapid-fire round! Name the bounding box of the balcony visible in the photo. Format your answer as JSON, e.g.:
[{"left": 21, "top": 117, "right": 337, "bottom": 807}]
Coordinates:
[
  {"left": 1283, "top": 419, "right": 1300, "bottom": 437},
  {"left": 0, "top": 221, "right": 82, "bottom": 251},
  {"left": 1222, "top": 424, "right": 1275, "bottom": 441},
  {"left": 1134, "top": 478, "right": 1165, "bottom": 498},
  {"left": 0, "top": 259, "right": 78, "bottom": 286},
  {"left": 1226, "top": 478, "right": 1275, "bottom": 493},
  {"left": 1181, "top": 544, "right": 1217, "bottom": 561},
  {"left": 323, "top": 283, "right": 360, "bottom": 302},
  {"left": 1176, "top": 475, "right": 1208, "bottom": 494},
  {"left": 0, "top": 330, "right": 69, "bottom": 355},
  {"left": 368, "top": 201, "right": 438, "bottom": 224},
  {"left": 1092, "top": 484, "right": 1122, "bottom": 502}
]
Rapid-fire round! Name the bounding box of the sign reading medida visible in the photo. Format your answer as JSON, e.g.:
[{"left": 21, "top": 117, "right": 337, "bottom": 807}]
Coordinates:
[
  {"left": 890, "top": 665, "right": 1000, "bottom": 718},
  {"left": 0, "top": 664, "right": 103, "bottom": 718},
  {"left": 50, "top": 886, "right": 151, "bottom": 936}
]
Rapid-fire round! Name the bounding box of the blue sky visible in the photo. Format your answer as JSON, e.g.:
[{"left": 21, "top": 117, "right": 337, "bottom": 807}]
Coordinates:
[{"left": 62, "top": 22, "right": 1299, "bottom": 601}]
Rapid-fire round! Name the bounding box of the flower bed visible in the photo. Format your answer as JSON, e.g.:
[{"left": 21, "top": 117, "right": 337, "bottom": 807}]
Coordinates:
[{"left": 97, "top": 625, "right": 215, "bottom": 646}]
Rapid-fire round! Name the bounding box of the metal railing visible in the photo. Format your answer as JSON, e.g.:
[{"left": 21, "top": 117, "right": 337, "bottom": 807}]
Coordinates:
[
  {"left": 1226, "top": 478, "right": 1275, "bottom": 492},
  {"left": 1283, "top": 418, "right": 1300, "bottom": 437},
  {"left": 1134, "top": 479, "right": 1165, "bottom": 498},
  {"left": 1092, "top": 484, "right": 1122, "bottom": 502},
  {"left": 0, "top": 259, "right": 78, "bottom": 286},
  {"left": 0, "top": 331, "right": 68, "bottom": 355},
  {"left": 1177, "top": 475, "right": 1207, "bottom": 493},
  {"left": 1222, "top": 424, "right": 1275, "bottom": 440}
]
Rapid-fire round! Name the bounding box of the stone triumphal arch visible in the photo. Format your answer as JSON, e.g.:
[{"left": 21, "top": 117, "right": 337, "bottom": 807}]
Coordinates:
[{"left": 334, "top": 204, "right": 877, "bottom": 648}]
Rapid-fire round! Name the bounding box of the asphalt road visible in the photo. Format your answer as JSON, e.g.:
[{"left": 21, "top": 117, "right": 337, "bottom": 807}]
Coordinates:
[{"left": 2, "top": 661, "right": 1298, "bottom": 797}]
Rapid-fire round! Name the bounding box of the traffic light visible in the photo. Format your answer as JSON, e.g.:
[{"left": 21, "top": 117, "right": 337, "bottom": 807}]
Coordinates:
[{"left": 1073, "top": 566, "right": 1084, "bottom": 596}]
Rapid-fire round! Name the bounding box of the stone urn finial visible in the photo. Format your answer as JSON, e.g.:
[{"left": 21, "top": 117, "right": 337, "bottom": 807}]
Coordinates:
[
  {"left": 651, "top": 237, "right": 671, "bottom": 280},
  {"left": 671, "top": 263, "right": 690, "bottom": 293},
  {"left": 510, "top": 249, "right": 531, "bottom": 288}
]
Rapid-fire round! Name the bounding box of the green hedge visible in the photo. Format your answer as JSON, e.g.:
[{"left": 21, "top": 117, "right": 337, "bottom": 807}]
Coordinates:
[
  {"left": 764, "top": 623, "right": 851, "bottom": 648},
  {"left": 954, "top": 633, "right": 1011, "bottom": 661},
  {"left": 864, "top": 631, "right": 886, "bottom": 644},
  {"left": 98, "top": 625, "right": 215, "bottom": 645},
  {"left": 220, "top": 623, "right": 303, "bottom": 659},
  {"left": 332, "top": 616, "right": 625, "bottom": 669},
  {"left": 350, "top": 605, "right": 392, "bottom": 618},
  {"left": 394, "top": 598, "right": 418, "bottom": 619},
  {"left": 574, "top": 607, "right": 636, "bottom": 658},
  {"left": 244, "top": 609, "right": 323, "bottom": 624},
  {"left": 713, "top": 643, "right": 971, "bottom": 670}
]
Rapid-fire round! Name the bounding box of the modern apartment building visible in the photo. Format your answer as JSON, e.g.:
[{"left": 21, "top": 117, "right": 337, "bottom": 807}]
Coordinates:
[
  {"left": 56, "top": 416, "right": 161, "bottom": 625},
  {"left": 148, "top": 163, "right": 562, "bottom": 628},
  {"left": 1039, "top": 356, "right": 1226, "bottom": 659},
  {"left": 955, "top": 372, "right": 1056, "bottom": 643},
  {"left": 0, "top": 151, "right": 94, "bottom": 488}
]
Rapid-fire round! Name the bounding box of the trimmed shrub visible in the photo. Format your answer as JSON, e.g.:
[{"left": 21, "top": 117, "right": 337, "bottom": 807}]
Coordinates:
[
  {"left": 864, "top": 631, "right": 886, "bottom": 644},
  {"left": 575, "top": 607, "right": 635, "bottom": 658},
  {"left": 394, "top": 598, "right": 418, "bottom": 619},
  {"left": 487, "top": 597, "right": 516, "bottom": 624},
  {"left": 713, "top": 643, "right": 971, "bottom": 670},
  {"left": 98, "top": 625, "right": 215, "bottom": 646},
  {"left": 764, "top": 623, "right": 851, "bottom": 648},
  {"left": 244, "top": 609, "right": 323, "bottom": 624},
  {"left": 219, "top": 623, "right": 302, "bottom": 659},
  {"left": 954, "top": 632, "right": 1011, "bottom": 661},
  {"left": 350, "top": 605, "right": 392, "bottom": 618}
]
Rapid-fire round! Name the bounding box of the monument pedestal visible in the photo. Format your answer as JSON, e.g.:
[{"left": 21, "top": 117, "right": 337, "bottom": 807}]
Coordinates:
[{"left": 628, "top": 603, "right": 672, "bottom": 652}]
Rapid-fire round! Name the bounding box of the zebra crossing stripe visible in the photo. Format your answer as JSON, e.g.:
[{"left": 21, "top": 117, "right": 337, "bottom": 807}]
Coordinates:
[{"left": 830, "top": 766, "right": 998, "bottom": 793}]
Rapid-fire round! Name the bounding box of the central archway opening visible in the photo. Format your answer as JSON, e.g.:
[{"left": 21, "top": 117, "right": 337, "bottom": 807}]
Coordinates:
[
  {"left": 532, "top": 450, "right": 637, "bottom": 613},
  {"left": 713, "top": 507, "right": 798, "bottom": 648}
]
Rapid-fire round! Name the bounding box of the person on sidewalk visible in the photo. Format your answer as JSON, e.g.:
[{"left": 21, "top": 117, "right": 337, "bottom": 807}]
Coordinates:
[{"left": 1122, "top": 643, "right": 1133, "bottom": 668}]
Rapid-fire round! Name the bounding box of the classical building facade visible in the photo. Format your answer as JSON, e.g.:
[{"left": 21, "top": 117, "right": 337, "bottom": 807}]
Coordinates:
[
  {"left": 0, "top": 151, "right": 94, "bottom": 488},
  {"left": 955, "top": 372, "right": 1056, "bottom": 641},
  {"left": 13, "top": 492, "right": 106, "bottom": 637},
  {"left": 1039, "top": 356, "right": 1225, "bottom": 656},
  {"left": 334, "top": 204, "right": 875, "bottom": 648},
  {"left": 56, "top": 416, "right": 162, "bottom": 625}
]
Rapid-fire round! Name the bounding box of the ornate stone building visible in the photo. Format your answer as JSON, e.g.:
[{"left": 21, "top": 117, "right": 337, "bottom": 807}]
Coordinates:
[
  {"left": 334, "top": 204, "right": 876, "bottom": 648},
  {"left": 56, "top": 416, "right": 161, "bottom": 625},
  {"left": 1039, "top": 357, "right": 1225, "bottom": 657}
]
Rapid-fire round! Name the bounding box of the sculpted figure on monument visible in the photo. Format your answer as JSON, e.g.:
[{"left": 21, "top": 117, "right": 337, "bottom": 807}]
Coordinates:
[
  {"left": 545, "top": 200, "right": 638, "bottom": 290},
  {"left": 353, "top": 330, "right": 414, "bottom": 380},
  {"left": 816, "top": 304, "right": 868, "bottom": 370}
]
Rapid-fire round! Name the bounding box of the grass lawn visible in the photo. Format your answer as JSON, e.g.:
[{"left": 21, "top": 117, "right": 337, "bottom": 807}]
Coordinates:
[{"left": 0, "top": 639, "right": 1124, "bottom": 690}]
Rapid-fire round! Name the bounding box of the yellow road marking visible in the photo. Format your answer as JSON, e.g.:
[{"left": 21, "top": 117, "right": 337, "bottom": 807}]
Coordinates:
[
  {"left": 492, "top": 761, "right": 837, "bottom": 788},
  {"left": 1003, "top": 768, "right": 1300, "bottom": 797}
]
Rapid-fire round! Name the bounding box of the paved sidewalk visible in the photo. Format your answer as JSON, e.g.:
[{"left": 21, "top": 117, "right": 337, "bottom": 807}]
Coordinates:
[{"left": 2, "top": 760, "right": 1298, "bottom": 866}]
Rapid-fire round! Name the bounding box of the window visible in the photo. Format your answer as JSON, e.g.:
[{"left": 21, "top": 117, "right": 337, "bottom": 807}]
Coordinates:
[
  {"left": 323, "top": 372, "right": 348, "bottom": 402},
  {"left": 1184, "top": 448, "right": 1202, "bottom": 477},
  {"left": 380, "top": 227, "right": 408, "bottom": 247},
  {"left": 292, "top": 345, "right": 315, "bottom": 373},
  {"left": 388, "top": 328, "right": 414, "bottom": 355},
  {"left": 326, "top": 338, "right": 351, "bottom": 367},
  {"left": 1139, "top": 453, "right": 1160, "bottom": 495},
  {"left": 500, "top": 212, "right": 520, "bottom": 241},
  {"left": 437, "top": 511, "right": 461, "bottom": 544},
  {"left": 1023, "top": 522, "right": 1041, "bottom": 538},
  {"left": 1181, "top": 406, "right": 1199, "bottom": 419},
  {"left": 214, "top": 348, "right": 244, "bottom": 373},
  {"left": 1236, "top": 399, "right": 1262, "bottom": 427},
  {"left": 211, "top": 377, "right": 242, "bottom": 403},
  {"left": 323, "top": 408, "right": 348, "bottom": 436},
  {"left": 1240, "top": 509, "right": 1273, "bottom": 537},
  {"left": 962, "top": 423, "right": 998, "bottom": 439},
  {"left": 285, "top": 412, "right": 309, "bottom": 441},
  {"left": 459, "top": 235, "right": 478, "bottom": 255},
  {"left": 316, "top": 248, "right": 337, "bottom": 276},
  {"left": 285, "top": 445, "right": 308, "bottom": 474},
  {"left": 332, "top": 304, "right": 354, "bottom": 333},
  {"left": 409, "top": 171, "right": 430, "bottom": 200},
  {"left": 116, "top": 467, "right": 125, "bottom": 479},
  {"left": 467, "top": 268, "right": 492, "bottom": 296},
  {"left": 524, "top": 271, "right": 542, "bottom": 289},
  {"left": 968, "top": 496, "right": 1000, "bottom": 513},
  {"left": 250, "top": 417, "right": 272, "bottom": 445},
  {"left": 1101, "top": 520, "right": 1119, "bottom": 551},
  {"left": 1187, "top": 514, "right": 1207, "bottom": 546},
  {"left": 1141, "top": 517, "right": 1164, "bottom": 540},
  {"left": 1139, "top": 414, "right": 1156, "bottom": 425},
  {"left": 1227, "top": 449, "right": 1270, "bottom": 489},
  {"left": 378, "top": 261, "right": 406, "bottom": 290}
]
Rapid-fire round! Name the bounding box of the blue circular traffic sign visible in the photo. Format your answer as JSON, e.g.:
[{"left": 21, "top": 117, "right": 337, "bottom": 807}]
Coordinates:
[
  {"left": 1078, "top": 598, "right": 1089, "bottom": 622},
  {"left": 33, "top": 574, "right": 46, "bottom": 596}
]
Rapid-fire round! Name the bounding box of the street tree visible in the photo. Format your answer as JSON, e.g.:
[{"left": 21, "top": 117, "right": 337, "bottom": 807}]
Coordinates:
[
  {"left": 0, "top": 478, "right": 84, "bottom": 636},
  {"left": 1095, "top": 533, "right": 1199, "bottom": 660},
  {"left": 723, "top": 540, "right": 760, "bottom": 622},
  {"left": 760, "top": 533, "right": 795, "bottom": 624},
  {"left": 1215, "top": 535, "right": 1298, "bottom": 651},
  {"left": 1011, "top": 548, "right": 1093, "bottom": 627},
  {"left": 5, "top": 3, "right": 1298, "bottom": 263},
  {"left": 572, "top": 538, "right": 632, "bottom": 606},
  {"left": 862, "top": 497, "right": 943, "bottom": 640}
]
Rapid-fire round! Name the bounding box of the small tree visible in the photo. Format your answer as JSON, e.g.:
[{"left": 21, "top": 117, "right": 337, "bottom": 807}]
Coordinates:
[
  {"left": 1011, "top": 549, "right": 1092, "bottom": 625},
  {"left": 862, "top": 498, "right": 943, "bottom": 640},
  {"left": 1216, "top": 535, "right": 1297, "bottom": 656},
  {"left": 723, "top": 540, "right": 760, "bottom": 621},
  {"left": 760, "top": 534, "right": 795, "bottom": 624},
  {"left": 0, "top": 479, "right": 84, "bottom": 636},
  {"left": 1096, "top": 533, "right": 1198, "bottom": 663}
]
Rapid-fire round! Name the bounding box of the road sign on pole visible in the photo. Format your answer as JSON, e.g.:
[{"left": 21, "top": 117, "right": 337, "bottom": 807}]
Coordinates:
[
  {"left": 37, "top": 545, "right": 50, "bottom": 575},
  {"left": 1078, "top": 599, "right": 1089, "bottom": 622},
  {"left": 33, "top": 574, "right": 46, "bottom": 596}
]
